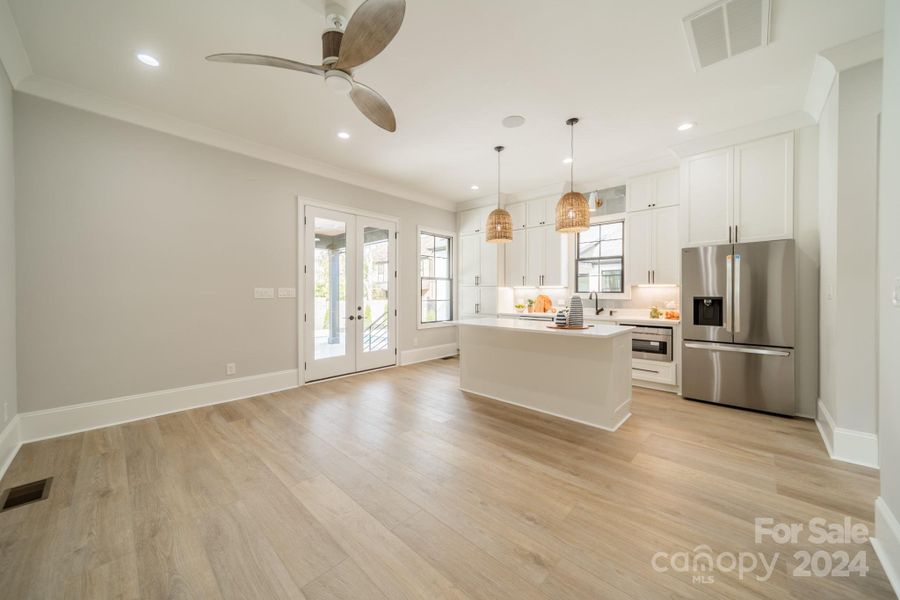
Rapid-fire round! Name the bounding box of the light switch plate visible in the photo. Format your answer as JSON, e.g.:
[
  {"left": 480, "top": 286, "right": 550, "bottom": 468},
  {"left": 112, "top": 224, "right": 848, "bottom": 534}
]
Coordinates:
[
  {"left": 278, "top": 287, "right": 296, "bottom": 298},
  {"left": 254, "top": 287, "right": 275, "bottom": 299}
]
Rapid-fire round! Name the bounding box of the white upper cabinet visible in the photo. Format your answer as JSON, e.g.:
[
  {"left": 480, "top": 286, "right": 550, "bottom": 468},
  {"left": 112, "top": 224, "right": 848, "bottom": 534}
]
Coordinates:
[
  {"left": 458, "top": 206, "right": 492, "bottom": 235},
  {"left": 506, "top": 202, "right": 527, "bottom": 230},
  {"left": 459, "top": 232, "right": 500, "bottom": 287},
  {"left": 628, "top": 205, "right": 680, "bottom": 286},
  {"left": 505, "top": 229, "right": 527, "bottom": 287},
  {"left": 525, "top": 196, "right": 558, "bottom": 227},
  {"left": 680, "top": 147, "right": 734, "bottom": 246},
  {"left": 525, "top": 227, "right": 544, "bottom": 286},
  {"left": 680, "top": 132, "right": 794, "bottom": 247},
  {"left": 733, "top": 133, "right": 794, "bottom": 243},
  {"left": 626, "top": 169, "right": 679, "bottom": 212},
  {"left": 524, "top": 225, "right": 567, "bottom": 287}
]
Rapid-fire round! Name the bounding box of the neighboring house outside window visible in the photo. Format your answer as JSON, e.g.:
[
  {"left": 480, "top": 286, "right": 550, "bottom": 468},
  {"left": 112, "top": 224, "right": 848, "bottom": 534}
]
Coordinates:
[{"left": 575, "top": 220, "right": 624, "bottom": 293}]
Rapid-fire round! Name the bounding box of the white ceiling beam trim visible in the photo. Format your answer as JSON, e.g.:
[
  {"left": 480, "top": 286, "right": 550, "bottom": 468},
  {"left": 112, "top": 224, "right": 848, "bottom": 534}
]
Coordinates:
[
  {"left": 16, "top": 75, "right": 455, "bottom": 212},
  {"left": 0, "top": 0, "right": 32, "bottom": 86}
]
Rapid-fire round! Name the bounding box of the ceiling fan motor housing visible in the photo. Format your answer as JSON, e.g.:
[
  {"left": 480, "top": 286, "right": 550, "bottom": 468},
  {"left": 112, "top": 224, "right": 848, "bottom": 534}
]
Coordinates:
[{"left": 322, "top": 30, "right": 343, "bottom": 66}]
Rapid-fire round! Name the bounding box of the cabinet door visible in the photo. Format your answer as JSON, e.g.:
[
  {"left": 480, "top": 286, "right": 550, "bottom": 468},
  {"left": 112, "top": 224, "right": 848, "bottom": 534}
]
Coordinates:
[
  {"left": 526, "top": 198, "right": 546, "bottom": 227},
  {"left": 506, "top": 202, "right": 527, "bottom": 230},
  {"left": 479, "top": 238, "right": 499, "bottom": 287},
  {"left": 627, "top": 211, "right": 653, "bottom": 286},
  {"left": 652, "top": 206, "right": 680, "bottom": 285},
  {"left": 542, "top": 226, "right": 568, "bottom": 287},
  {"left": 459, "top": 234, "right": 480, "bottom": 286},
  {"left": 543, "top": 196, "right": 557, "bottom": 226},
  {"left": 525, "top": 227, "right": 545, "bottom": 286},
  {"left": 458, "top": 209, "right": 478, "bottom": 235},
  {"left": 459, "top": 285, "right": 477, "bottom": 318},
  {"left": 505, "top": 229, "right": 527, "bottom": 287},
  {"left": 478, "top": 287, "right": 498, "bottom": 315},
  {"left": 627, "top": 174, "right": 655, "bottom": 212},
  {"left": 654, "top": 169, "right": 680, "bottom": 209},
  {"left": 680, "top": 147, "right": 733, "bottom": 247},
  {"left": 734, "top": 132, "right": 794, "bottom": 243}
]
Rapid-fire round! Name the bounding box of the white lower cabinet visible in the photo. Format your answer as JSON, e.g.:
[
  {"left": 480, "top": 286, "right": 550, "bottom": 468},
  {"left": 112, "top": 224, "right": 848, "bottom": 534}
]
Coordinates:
[
  {"left": 631, "top": 359, "right": 677, "bottom": 385},
  {"left": 459, "top": 286, "right": 498, "bottom": 317}
]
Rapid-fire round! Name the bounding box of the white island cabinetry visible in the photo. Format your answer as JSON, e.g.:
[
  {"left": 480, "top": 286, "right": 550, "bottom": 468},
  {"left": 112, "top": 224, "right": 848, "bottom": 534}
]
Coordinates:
[{"left": 456, "top": 318, "right": 634, "bottom": 431}]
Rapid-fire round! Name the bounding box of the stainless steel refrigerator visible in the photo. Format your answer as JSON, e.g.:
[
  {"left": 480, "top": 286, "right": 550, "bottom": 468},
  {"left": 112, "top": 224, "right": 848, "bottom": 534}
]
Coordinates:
[{"left": 681, "top": 240, "right": 795, "bottom": 415}]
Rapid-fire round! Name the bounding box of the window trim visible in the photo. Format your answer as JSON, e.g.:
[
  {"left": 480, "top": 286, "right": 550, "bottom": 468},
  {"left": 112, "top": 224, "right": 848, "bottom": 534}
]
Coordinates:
[
  {"left": 573, "top": 214, "right": 630, "bottom": 299},
  {"left": 417, "top": 227, "right": 456, "bottom": 329}
]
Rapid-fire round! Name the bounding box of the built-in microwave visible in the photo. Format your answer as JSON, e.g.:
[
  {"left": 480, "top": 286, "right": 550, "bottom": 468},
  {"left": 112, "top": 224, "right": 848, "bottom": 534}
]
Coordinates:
[{"left": 621, "top": 324, "right": 673, "bottom": 362}]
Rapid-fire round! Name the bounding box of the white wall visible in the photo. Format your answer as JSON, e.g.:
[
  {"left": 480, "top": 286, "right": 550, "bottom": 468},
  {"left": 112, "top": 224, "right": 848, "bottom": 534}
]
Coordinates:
[
  {"left": 0, "top": 60, "right": 16, "bottom": 428},
  {"left": 14, "top": 93, "right": 457, "bottom": 412},
  {"left": 817, "top": 60, "right": 882, "bottom": 440},
  {"left": 875, "top": 0, "right": 900, "bottom": 591}
]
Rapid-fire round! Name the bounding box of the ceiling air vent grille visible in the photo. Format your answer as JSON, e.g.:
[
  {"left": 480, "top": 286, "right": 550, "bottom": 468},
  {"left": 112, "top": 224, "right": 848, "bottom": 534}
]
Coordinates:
[{"left": 684, "top": 0, "right": 771, "bottom": 70}]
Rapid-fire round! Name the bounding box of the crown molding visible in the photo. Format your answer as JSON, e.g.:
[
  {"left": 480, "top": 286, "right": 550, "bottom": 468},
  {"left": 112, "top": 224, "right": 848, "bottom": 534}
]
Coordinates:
[
  {"left": 15, "top": 75, "right": 456, "bottom": 212},
  {"left": 0, "top": 0, "right": 32, "bottom": 86},
  {"left": 668, "top": 111, "right": 814, "bottom": 158}
]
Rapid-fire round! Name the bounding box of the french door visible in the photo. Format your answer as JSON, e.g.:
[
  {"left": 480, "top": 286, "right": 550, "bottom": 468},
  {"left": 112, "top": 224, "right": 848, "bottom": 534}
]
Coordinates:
[{"left": 304, "top": 206, "right": 397, "bottom": 381}]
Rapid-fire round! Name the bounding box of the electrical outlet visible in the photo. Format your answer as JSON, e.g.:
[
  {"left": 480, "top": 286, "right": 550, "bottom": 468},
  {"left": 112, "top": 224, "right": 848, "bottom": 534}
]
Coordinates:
[
  {"left": 278, "top": 287, "right": 296, "bottom": 298},
  {"left": 226, "top": 363, "right": 236, "bottom": 375},
  {"left": 254, "top": 287, "right": 275, "bottom": 299}
]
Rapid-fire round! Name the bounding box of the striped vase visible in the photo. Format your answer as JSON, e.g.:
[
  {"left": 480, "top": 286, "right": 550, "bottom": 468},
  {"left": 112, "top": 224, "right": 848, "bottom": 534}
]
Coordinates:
[{"left": 568, "top": 296, "right": 584, "bottom": 327}]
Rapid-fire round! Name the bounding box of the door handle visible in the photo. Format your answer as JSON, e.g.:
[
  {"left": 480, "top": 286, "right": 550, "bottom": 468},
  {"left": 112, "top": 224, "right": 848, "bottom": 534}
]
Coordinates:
[
  {"left": 647, "top": 270, "right": 651, "bottom": 284},
  {"left": 725, "top": 254, "right": 733, "bottom": 332},
  {"left": 733, "top": 255, "right": 741, "bottom": 334},
  {"left": 728, "top": 226, "right": 732, "bottom": 244},
  {"left": 734, "top": 225, "right": 739, "bottom": 242},
  {"left": 684, "top": 342, "right": 790, "bottom": 357},
  {"left": 475, "top": 303, "right": 480, "bottom": 314},
  {"left": 522, "top": 275, "right": 525, "bottom": 286},
  {"left": 348, "top": 316, "right": 355, "bottom": 320}
]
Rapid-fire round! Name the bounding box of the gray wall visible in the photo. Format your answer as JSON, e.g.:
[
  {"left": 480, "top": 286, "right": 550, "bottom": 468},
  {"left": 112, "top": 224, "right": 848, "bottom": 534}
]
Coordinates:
[
  {"left": 818, "top": 60, "right": 882, "bottom": 435},
  {"left": 0, "top": 61, "right": 16, "bottom": 427},
  {"left": 878, "top": 0, "right": 900, "bottom": 546},
  {"left": 14, "top": 93, "right": 457, "bottom": 412}
]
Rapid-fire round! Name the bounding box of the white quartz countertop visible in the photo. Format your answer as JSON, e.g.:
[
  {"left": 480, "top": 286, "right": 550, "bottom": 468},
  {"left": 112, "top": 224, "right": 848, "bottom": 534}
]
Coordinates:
[
  {"left": 455, "top": 318, "right": 634, "bottom": 339},
  {"left": 497, "top": 310, "right": 680, "bottom": 327}
]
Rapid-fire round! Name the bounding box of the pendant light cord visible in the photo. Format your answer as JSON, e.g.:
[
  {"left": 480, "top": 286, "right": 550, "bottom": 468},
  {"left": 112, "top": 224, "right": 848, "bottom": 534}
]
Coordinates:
[
  {"left": 497, "top": 148, "right": 501, "bottom": 209},
  {"left": 569, "top": 122, "right": 575, "bottom": 193}
]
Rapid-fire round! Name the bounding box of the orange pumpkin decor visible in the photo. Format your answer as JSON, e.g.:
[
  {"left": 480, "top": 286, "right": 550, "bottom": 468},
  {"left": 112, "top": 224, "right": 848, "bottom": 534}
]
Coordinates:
[
  {"left": 533, "top": 294, "right": 553, "bottom": 313},
  {"left": 664, "top": 310, "right": 680, "bottom": 320}
]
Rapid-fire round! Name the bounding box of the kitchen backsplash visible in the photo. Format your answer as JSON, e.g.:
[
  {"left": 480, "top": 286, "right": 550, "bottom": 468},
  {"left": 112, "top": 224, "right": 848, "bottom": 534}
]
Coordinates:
[{"left": 503, "top": 286, "right": 680, "bottom": 311}]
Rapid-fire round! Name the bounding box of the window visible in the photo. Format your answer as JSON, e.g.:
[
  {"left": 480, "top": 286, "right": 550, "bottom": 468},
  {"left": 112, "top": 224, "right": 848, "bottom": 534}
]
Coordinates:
[
  {"left": 575, "top": 220, "right": 624, "bottom": 293},
  {"left": 419, "top": 231, "right": 453, "bottom": 325}
]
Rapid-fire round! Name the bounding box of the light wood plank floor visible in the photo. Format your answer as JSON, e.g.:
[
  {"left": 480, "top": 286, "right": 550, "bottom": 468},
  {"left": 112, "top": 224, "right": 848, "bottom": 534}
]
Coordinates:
[{"left": 0, "top": 357, "right": 893, "bottom": 599}]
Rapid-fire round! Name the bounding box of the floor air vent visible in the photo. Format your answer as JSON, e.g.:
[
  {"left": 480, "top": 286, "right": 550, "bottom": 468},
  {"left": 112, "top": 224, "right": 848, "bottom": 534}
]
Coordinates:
[
  {"left": 684, "top": 0, "right": 770, "bottom": 70},
  {"left": 0, "top": 477, "right": 53, "bottom": 511}
]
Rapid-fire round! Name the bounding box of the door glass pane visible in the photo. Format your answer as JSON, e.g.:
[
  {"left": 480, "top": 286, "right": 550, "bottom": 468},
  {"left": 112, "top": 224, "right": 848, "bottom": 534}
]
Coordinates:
[
  {"left": 314, "top": 217, "right": 347, "bottom": 359},
  {"left": 363, "top": 226, "right": 390, "bottom": 353}
]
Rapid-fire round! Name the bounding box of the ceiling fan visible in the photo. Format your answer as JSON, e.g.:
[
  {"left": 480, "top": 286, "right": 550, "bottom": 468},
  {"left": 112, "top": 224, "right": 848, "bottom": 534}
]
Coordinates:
[{"left": 206, "top": 0, "right": 405, "bottom": 132}]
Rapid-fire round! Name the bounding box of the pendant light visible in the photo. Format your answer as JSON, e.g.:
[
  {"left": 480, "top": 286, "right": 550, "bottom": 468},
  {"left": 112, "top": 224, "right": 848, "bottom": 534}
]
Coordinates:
[
  {"left": 555, "top": 118, "right": 590, "bottom": 233},
  {"left": 485, "top": 145, "right": 512, "bottom": 243}
]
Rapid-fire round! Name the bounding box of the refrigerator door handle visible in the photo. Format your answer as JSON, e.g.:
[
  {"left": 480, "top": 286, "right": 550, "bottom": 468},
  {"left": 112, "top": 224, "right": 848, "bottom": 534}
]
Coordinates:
[
  {"left": 734, "top": 254, "right": 741, "bottom": 334},
  {"left": 684, "top": 342, "right": 790, "bottom": 357},
  {"left": 725, "top": 254, "right": 733, "bottom": 332}
]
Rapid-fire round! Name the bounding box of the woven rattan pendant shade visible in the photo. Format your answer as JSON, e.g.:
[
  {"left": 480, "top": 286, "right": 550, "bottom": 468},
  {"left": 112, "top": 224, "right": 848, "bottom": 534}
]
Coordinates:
[
  {"left": 555, "top": 118, "right": 590, "bottom": 233},
  {"left": 485, "top": 145, "right": 512, "bottom": 243},
  {"left": 486, "top": 207, "right": 512, "bottom": 242},
  {"left": 555, "top": 191, "right": 590, "bottom": 232}
]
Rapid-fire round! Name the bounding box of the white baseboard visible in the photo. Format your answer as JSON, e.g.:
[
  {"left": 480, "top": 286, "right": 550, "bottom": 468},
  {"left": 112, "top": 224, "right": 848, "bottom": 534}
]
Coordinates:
[
  {"left": 399, "top": 343, "right": 458, "bottom": 366},
  {"left": 17, "top": 369, "right": 299, "bottom": 444},
  {"left": 0, "top": 415, "right": 22, "bottom": 481},
  {"left": 872, "top": 497, "right": 900, "bottom": 598},
  {"left": 815, "top": 398, "right": 879, "bottom": 468}
]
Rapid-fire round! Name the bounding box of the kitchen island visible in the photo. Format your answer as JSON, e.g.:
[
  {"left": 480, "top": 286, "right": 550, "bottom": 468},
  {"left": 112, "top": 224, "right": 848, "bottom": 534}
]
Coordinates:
[{"left": 455, "top": 318, "right": 634, "bottom": 431}]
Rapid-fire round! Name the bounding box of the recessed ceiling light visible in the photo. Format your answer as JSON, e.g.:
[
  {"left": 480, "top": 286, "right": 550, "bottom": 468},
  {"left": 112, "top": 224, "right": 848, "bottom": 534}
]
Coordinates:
[
  {"left": 562, "top": 157, "right": 573, "bottom": 164},
  {"left": 470, "top": 185, "right": 480, "bottom": 191},
  {"left": 136, "top": 53, "right": 160, "bottom": 67},
  {"left": 502, "top": 115, "right": 526, "bottom": 128},
  {"left": 337, "top": 131, "right": 351, "bottom": 140},
  {"left": 677, "top": 122, "right": 695, "bottom": 131}
]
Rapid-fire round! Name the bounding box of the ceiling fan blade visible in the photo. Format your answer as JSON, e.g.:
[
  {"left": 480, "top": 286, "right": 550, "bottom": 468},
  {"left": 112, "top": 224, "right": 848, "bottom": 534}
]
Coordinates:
[
  {"left": 335, "top": 0, "right": 405, "bottom": 71},
  {"left": 350, "top": 81, "right": 397, "bottom": 132},
  {"left": 205, "top": 53, "right": 325, "bottom": 76}
]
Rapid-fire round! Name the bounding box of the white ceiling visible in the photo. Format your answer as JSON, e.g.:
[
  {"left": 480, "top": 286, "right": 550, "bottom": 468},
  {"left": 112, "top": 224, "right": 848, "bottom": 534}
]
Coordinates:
[{"left": 6, "top": 0, "right": 885, "bottom": 205}]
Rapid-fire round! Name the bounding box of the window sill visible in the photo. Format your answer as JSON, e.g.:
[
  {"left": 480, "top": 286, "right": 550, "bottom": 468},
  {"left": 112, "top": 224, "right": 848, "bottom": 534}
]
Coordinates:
[{"left": 417, "top": 321, "right": 456, "bottom": 330}]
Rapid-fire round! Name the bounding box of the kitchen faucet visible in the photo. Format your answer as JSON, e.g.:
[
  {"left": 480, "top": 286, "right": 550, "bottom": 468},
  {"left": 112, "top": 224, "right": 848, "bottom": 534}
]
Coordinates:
[{"left": 587, "top": 292, "right": 604, "bottom": 316}]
